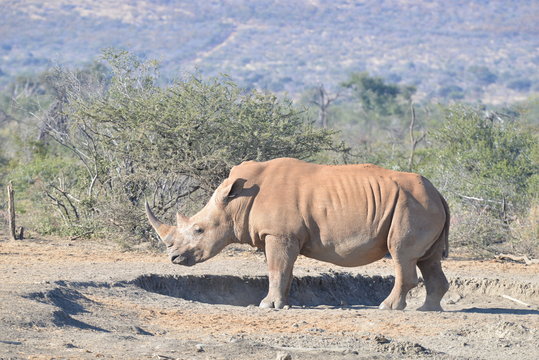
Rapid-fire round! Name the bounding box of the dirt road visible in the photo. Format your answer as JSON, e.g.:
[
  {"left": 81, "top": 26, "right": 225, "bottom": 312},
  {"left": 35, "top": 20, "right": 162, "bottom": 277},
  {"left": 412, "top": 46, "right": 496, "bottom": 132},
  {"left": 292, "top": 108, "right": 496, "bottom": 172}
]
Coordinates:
[{"left": 1, "top": 236, "right": 538, "bottom": 359}]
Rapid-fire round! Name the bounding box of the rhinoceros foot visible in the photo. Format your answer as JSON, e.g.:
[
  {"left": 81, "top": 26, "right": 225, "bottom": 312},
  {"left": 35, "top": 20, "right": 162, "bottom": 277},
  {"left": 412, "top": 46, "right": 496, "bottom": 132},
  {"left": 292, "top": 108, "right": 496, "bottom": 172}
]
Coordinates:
[
  {"left": 378, "top": 298, "right": 407, "bottom": 310},
  {"left": 259, "top": 296, "right": 287, "bottom": 309}
]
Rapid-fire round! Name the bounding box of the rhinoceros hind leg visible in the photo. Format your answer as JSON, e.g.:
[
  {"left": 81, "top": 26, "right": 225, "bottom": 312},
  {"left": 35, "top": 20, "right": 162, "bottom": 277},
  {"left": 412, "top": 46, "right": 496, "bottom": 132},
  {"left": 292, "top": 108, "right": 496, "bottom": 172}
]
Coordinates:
[
  {"left": 379, "top": 258, "right": 418, "bottom": 310},
  {"left": 416, "top": 256, "right": 449, "bottom": 311},
  {"left": 259, "top": 235, "right": 299, "bottom": 309}
]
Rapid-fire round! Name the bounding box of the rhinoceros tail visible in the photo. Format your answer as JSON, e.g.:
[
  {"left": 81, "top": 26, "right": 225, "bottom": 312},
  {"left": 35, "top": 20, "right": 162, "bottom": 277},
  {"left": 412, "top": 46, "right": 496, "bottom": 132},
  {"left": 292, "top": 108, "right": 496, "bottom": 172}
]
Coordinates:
[{"left": 439, "top": 194, "right": 450, "bottom": 259}]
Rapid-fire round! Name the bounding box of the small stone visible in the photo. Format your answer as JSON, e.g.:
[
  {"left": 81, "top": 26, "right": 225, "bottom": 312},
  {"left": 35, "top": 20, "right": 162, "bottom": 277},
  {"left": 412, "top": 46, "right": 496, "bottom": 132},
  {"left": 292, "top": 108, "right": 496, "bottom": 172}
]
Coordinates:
[
  {"left": 374, "top": 334, "right": 391, "bottom": 344},
  {"left": 447, "top": 294, "right": 463, "bottom": 305},
  {"left": 282, "top": 305, "right": 290, "bottom": 310},
  {"left": 276, "top": 351, "right": 292, "bottom": 360},
  {"left": 195, "top": 344, "right": 205, "bottom": 352},
  {"left": 133, "top": 326, "right": 153, "bottom": 336}
]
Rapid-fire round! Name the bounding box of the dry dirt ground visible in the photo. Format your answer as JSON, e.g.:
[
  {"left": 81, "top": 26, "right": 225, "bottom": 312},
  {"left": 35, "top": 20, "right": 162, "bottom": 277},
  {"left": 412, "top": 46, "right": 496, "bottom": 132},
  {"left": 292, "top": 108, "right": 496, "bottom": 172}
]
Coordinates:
[{"left": 1, "top": 236, "right": 538, "bottom": 360}]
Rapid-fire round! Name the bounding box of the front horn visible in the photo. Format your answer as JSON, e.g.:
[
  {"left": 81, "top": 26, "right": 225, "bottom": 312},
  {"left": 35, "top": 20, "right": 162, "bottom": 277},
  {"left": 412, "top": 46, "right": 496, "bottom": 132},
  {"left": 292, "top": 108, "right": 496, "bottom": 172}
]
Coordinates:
[{"left": 145, "top": 201, "right": 174, "bottom": 240}]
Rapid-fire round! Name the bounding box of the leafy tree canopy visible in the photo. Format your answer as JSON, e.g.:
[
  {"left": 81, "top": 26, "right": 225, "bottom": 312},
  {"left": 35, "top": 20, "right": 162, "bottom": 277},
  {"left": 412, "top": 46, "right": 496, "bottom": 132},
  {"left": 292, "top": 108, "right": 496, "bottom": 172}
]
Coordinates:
[{"left": 341, "top": 72, "right": 416, "bottom": 116}]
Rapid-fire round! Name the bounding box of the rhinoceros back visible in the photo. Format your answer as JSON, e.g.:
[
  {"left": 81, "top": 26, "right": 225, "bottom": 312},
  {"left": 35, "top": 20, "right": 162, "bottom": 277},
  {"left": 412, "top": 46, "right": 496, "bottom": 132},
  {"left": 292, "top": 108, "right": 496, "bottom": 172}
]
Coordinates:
[{"left": 228, "top": 158, "right": 447, "bottom": 266}]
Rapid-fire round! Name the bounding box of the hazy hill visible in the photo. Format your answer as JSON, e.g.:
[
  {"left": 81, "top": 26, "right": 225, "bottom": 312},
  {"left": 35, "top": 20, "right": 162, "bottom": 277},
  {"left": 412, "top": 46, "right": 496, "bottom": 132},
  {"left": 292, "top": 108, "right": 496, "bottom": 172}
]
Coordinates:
[{"left": 1, "top": 0, "right": 538, "bottom": 103}]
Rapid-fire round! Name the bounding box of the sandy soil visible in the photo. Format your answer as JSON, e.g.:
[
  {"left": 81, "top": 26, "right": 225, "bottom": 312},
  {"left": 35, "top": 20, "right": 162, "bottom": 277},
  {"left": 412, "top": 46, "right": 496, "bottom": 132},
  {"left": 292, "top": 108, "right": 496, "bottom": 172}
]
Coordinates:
[{"left": 0, "top": 236, "right": 538, "bottom": 359}]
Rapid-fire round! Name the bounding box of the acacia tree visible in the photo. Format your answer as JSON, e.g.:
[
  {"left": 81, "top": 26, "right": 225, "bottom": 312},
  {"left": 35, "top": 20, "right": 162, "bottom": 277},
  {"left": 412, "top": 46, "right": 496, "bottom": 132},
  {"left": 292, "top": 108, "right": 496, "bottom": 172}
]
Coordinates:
[
  {"left": 340, "top": 72, "right": 416, "bottom": 117},
  {"left": 45, "top": 50, "right": 347, "bottom": 242}
]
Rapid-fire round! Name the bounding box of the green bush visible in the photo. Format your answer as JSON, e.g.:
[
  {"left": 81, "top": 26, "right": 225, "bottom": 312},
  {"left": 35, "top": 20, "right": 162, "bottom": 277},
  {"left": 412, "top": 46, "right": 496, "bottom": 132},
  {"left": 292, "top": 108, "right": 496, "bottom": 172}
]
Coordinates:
[
  {"left": 421, "top": 105, "right": 538, "bottom": 256},
  {"left": 438, "top": 85, "right": 465, "bottom": 100},
  {"left": 469, "top": 66, "right": 497, "bottom": 86}
]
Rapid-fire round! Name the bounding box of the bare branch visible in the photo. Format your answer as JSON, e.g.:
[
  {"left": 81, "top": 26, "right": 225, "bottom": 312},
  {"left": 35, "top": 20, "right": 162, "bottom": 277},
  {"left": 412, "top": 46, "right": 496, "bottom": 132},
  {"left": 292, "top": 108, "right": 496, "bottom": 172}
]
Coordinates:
[
  {"left": 49, "top": 184, "right": 80, "bottom": 220},
  {"left": 310, "top": 84, "right": 340, "bottom": 128},
  {"left": 408, "top": 103, "right": 426, "bottom": 170},
  {"left": 45, "top": 192, "right": 70, "bottom": 224},
  {"left": 456, "top": 193, "right": 504, "bottom": 205}
]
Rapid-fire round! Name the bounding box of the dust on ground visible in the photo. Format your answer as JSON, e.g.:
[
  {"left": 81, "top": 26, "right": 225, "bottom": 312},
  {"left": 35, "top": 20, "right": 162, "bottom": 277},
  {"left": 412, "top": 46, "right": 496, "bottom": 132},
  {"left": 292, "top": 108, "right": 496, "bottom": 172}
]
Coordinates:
[{"left": 1, "top": 236, "right": 538, "bottom": 359}]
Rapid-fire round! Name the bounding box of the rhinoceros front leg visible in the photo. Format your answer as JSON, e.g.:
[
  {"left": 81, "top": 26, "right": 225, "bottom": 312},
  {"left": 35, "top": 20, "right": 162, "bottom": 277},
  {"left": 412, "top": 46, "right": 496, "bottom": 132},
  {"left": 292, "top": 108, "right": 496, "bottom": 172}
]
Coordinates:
[{"left": 259, "top": 235, "right": 299, "bottom": 309}]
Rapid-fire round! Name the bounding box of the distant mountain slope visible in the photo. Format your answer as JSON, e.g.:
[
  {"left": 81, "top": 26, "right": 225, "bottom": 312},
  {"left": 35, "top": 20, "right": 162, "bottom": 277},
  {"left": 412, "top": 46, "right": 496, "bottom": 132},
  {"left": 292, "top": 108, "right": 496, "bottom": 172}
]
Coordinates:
[{"left": 1, "top": 0, "right": 538, "bottom": 103}]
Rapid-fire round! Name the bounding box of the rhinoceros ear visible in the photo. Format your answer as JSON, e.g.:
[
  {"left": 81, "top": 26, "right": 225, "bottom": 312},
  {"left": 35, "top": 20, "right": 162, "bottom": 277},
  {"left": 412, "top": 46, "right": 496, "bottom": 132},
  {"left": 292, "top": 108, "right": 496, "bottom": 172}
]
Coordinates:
[{"left": 217, "top": 178, "right": 246, "bottom": 205}]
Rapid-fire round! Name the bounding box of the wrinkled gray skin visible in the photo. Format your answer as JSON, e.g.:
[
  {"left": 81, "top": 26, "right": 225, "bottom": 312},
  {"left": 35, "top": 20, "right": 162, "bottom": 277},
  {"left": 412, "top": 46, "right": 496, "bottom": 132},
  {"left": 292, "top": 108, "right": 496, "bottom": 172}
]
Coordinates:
[{"left": 146, "top": 158, "right": 450, "bottom": 311}]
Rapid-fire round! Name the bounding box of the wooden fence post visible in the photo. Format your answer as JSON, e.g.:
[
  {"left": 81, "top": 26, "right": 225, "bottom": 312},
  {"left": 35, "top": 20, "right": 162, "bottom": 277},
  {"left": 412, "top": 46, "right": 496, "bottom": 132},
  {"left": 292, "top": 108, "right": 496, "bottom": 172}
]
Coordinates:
[{"left": 7, "top": 181, "right": 17, "bottom": 240}]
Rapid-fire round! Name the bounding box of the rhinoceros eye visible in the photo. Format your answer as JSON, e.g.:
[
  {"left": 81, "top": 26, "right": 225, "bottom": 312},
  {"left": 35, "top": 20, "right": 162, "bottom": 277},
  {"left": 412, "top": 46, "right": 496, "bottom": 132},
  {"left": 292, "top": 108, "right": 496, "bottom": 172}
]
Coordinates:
[{"left": 193, "top": 225, "right": 204, "bottom": 234}]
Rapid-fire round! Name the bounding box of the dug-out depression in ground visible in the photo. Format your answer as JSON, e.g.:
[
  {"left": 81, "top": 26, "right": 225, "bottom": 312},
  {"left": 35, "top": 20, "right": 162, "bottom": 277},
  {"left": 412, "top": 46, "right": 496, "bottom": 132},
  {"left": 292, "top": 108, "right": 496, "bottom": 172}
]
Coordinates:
[
  {"left": 133, "top": 272, "right": 539, "bottom": 312},
  {"left": 133, "top": 273, "right": 395, "bottom": 307}
]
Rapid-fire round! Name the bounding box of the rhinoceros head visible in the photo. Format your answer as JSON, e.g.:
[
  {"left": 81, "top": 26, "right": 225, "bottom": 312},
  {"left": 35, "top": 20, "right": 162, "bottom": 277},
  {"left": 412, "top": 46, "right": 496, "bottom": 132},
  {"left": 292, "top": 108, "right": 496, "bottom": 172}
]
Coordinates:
[{"left": 145, "top": 178, "right": 244, "bottom": 266}]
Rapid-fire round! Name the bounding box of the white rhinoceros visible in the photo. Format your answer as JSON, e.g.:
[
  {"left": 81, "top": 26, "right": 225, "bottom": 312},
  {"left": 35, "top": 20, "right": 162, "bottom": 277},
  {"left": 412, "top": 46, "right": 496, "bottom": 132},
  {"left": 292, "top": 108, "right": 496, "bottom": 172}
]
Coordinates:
[{"left": 146, "top": 158, "right": 450, "bottom": 311}]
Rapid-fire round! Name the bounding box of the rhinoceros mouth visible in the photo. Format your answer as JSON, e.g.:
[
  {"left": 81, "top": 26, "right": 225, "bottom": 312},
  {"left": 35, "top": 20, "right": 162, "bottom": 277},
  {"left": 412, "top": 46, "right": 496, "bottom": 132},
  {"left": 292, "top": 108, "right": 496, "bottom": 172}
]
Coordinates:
[{"left": 171, "top": 253, "right": 196, "bottom": 266}]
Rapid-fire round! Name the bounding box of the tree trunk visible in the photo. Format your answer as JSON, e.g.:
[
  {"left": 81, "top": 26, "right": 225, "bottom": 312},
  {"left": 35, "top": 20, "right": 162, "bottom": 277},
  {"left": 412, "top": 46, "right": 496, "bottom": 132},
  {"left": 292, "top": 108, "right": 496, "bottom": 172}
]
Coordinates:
[
  {"left": 408, "top": 103, "right": 426, "bottom": 171},
  {"left": 7, "top": 182, "right": 17, "bottom": 240}
]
